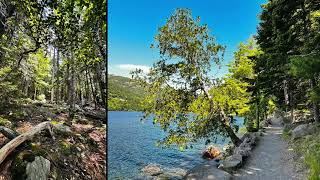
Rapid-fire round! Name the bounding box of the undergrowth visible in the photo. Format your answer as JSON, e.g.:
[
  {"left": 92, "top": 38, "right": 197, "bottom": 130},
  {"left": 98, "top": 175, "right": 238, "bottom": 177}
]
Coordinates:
[{"left": 288, "top": 126, "right": 320, "bottom": 180}]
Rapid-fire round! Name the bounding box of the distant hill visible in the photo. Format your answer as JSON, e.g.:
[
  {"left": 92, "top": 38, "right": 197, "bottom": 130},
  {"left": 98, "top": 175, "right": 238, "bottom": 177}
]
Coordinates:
[{"left": 108, "top": 74, "right": 146, "bottom": 111}]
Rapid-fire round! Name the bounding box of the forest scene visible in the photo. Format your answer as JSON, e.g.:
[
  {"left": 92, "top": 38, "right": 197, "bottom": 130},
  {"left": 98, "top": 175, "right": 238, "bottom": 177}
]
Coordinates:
[
  {"left": 0, "top": 0, "right": 106, "bottom": 179},
  {"left": 108, "top": 0, "right": 320, "bottom": 180}
]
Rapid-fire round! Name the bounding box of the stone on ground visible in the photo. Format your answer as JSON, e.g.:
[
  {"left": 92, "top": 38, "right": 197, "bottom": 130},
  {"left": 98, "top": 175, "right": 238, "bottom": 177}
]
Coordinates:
[
  {"left": 202, "top": 146, "right": 221, "bottom": 159},
  {"left": 26, "top": 156, "right": 51, "bottom": 180},
  {"left": 53, "top": 123, "right": 71, "bottom": 133},
  {"left": 184, "top": 164, "right": 232, "bottom": 180},
  {"left": 218, "top": 154, "right": 243, "bottom": 171},
  {"left": 291, "top": 123, "right": 316, "bottom": 139},
  {"left": 141, "top": 164, "right": 163, "bottom": 176}
]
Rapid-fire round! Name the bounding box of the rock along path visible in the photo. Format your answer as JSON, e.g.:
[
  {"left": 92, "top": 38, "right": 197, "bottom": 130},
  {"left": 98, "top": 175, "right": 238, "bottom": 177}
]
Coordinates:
[{"left": 233, "top": 117, "right": 306, "bottom": 180}]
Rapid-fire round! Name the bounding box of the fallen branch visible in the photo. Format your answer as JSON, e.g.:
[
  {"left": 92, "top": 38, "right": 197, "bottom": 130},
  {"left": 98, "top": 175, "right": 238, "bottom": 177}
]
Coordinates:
[{"left": 0, "top": 121, "right": 53, "bottom": 165}]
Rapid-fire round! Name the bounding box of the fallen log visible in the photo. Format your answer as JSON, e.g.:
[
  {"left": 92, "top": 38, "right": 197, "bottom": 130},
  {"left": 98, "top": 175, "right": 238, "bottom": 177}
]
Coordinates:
[
  {"left": 83, "top": 111, "right": 105, "bottom": 120},
  {"left": 0, "top": 126, "right": 20, "bottom": 139},
  {"left": 0, "top": 121, "right": 53, "bottom": 165}
]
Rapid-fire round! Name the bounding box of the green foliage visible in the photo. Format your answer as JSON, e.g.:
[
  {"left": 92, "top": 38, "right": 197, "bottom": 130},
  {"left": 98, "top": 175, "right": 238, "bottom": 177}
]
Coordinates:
[
  {"left": 290, "top": 127, "right": 320, "bottom": 180},
  {"left": 290, "top": 54, "right": 320, "bottom": 79},
  {"left": 0, "top": 116, "right": 11, "bottom": 127},
  {"left": 36, "top": 94, "right": 46, "bottom": 101},
  {"left": 133, "top": 8, "right": 229, "bottom": 148}
]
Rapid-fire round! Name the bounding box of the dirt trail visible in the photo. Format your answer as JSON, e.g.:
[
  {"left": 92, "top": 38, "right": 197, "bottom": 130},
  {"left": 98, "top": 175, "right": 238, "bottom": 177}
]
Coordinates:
[{"left": 233, "top": 117, "right": 306, "bottom": 180}]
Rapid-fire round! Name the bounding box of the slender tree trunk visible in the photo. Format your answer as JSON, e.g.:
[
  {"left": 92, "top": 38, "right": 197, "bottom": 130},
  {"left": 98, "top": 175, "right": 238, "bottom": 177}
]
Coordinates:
[
  {"left": 68, "top": 53, "right": 75, "bottom": 119},
  {"left": 65, "top": 62, "right": 70, "bottom": 103},
  {"left": 95, "top": 63, "right": 106, "bottom": 109},
  {"left": 284, "top": 79, "right": 289, "bottom": 113},
  {"left": 51, "top": 47, "right": 56, "bottom": 103},
  {"left": 55, "top": 48, "right": 60, "bottom": 104},
  {"left": 220, "top": 109, "right": 242, "bottom": 146},
  {"left": 201, "top": 84, "right": 242, "bottom": 146},
  {"left": 88, "top": 68, "right": 97, "bottom": 109},
  {"left": 24, "top": 80, "right": 29, "bottom": 97},
  {"left": 85, "top": 70, "right": 90, "bottom": 103},
  {"left": 256, "top": 99, "right": 260, "bottom": 130},
  {"left": 34, "top": 86, "right": 37, "bottom": 100},
  {"left": 311, "top": 77, "right": 319, "bottom": 122}
]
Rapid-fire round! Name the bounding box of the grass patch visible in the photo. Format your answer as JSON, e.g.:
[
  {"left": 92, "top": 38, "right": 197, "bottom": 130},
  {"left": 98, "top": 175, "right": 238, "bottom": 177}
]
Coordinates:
[{"left": 289, "top": 127, "right": 320, "bottom": 180}]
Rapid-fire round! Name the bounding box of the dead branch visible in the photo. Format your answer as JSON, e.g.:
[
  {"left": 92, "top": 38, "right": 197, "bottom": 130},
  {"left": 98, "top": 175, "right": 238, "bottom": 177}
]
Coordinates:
[{"left": 0, "top": 121, "right": 53, "bottom": 165}]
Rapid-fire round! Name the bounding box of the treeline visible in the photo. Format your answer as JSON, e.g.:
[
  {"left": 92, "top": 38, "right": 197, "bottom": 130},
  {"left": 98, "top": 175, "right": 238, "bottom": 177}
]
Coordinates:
[
  {"left": 0, "top": 0, "right": 106, "bottom": 112},
  {"left": 251, "top": 0, "right": 320, "bottom": 123}
]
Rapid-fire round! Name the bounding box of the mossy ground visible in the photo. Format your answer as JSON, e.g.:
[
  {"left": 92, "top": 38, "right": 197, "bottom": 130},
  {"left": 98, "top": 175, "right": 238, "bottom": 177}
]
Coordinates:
[{"left": 0, "top": 102, "right": 106, "bottom": 180}]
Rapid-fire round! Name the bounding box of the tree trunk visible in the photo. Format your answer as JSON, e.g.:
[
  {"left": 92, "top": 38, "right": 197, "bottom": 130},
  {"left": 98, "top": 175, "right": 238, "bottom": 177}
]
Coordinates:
[
  {"left": 34, "top": 86, "right": 37, "bottom": 100},
  {"left": 55, "top": 48, "right": 60, "bottom": 104},
  {"left": 95, "top": 63, "right": 106, "bottom": 109},
  {"left": 51, "top": 47, "right": 56, "bottom": 103},
  {"left": 68, "top": 53, "right": 75, "bottom": 119},
  {"left": 85, "top": 69, "right": 91, "bottom": 102},
  {"left": 284, "top": 79, "right": 289, "bottom": 112},
  {"left": 311, "top": 77, "right": 319, "bottom": 122},
  {"left": 88, "top": 68, "right": 97, "bottom": 109},
  {"left": 256, "top": 99, "right": 260, "bottom": 130},
  {"left": 220, "top": 108, "right": 242, "bottom": 146},
  {"left": 201, "top": 84, "right": 242, "bottom": 146}
]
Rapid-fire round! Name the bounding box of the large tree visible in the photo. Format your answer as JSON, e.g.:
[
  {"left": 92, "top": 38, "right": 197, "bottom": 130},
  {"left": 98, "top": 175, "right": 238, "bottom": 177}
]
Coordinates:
[{"left": 133, "top": 9, "right": 250, "bottom": 148}]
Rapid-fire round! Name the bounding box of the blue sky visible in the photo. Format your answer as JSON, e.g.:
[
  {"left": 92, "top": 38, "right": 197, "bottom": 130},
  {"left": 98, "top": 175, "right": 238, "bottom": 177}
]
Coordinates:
[{"left": 108, "top": 0, "right": 266, "bottom": 78}]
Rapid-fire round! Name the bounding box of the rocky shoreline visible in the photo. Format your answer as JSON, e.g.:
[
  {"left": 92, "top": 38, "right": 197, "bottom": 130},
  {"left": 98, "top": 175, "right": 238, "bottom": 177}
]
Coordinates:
[{"left": 136, "top": 130, "right": 264, "bottom": 180}]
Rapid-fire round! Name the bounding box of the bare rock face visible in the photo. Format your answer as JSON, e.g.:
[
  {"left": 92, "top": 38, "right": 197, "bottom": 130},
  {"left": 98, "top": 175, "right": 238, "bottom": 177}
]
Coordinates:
[
  {"left": 26, "top": 156, "right": 50, "bottom": 180},
  {"left": 202, "top": 146, "right": 221, "bottom": 160},
  {"left": 184, "top": 164, "right": 232, "bottom": 180}
]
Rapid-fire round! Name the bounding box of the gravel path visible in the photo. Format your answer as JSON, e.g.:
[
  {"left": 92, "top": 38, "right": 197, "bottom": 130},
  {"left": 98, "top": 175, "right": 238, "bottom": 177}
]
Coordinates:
[{"left": 233, "top": 118, "right": 306, "bottom": 180}]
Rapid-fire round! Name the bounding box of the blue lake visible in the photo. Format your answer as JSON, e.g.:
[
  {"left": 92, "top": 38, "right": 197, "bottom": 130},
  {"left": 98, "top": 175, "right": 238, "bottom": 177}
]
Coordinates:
[{"left": 108, "top": 111, "right": 244, "bottom": 179}]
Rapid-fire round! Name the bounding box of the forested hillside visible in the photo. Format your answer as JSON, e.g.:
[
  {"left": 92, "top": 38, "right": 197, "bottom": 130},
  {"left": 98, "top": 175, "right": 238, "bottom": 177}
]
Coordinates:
[
  {"left": 108, "top": 75, "right": 145, "bottom": 111},
  {"left": 0, "top": 0, "right": 106, "bottom": 179}
]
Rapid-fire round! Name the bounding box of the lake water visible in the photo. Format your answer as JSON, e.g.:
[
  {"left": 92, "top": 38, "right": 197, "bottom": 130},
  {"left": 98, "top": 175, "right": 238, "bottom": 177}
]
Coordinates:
[{"left": 108, "top": 111, "right": 244, "bottom": 179}]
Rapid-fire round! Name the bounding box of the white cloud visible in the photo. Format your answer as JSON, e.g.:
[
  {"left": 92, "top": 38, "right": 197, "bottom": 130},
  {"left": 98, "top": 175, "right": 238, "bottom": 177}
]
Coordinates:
[
  {"left": 108, "top": 64, "right": 151, "bottom": 78},
  {"left": 117, "top": 64, "right": 150, "bottom": 73}
]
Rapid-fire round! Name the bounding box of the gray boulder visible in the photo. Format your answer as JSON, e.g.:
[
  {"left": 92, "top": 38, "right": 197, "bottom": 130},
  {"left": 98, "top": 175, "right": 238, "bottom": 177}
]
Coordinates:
[
  {"left": 184, "top": 164, "right": 232, "bottom": 180},
  {"left": 53, "top": 123, "right": 72, "bottom": 133},
  {"left": 141, "top": 164, "right": 163, "bottom": 176},
  {"left": 158, "top": 168, "right": 187, "bottom": 179},
  {"left": 292, "top": 123, "right": 317, "bottom": 139},
  {"left": 218, "top": 154, "right": 242, "bottom": 171},
  {"left": 26, "top": 156, "right": 50, "bottom": 180}
]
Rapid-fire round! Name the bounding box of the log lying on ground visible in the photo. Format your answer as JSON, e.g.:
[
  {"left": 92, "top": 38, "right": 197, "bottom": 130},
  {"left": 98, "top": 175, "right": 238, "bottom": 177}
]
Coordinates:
[
  {"left": 0, "top": 126, "right": 20, "bottom": 139},
  {"left": 0, "top": 121, "right": 53, "bottom": 165},
  {"left": 83, "top": 111, "right": 106, "bottom": 120}
]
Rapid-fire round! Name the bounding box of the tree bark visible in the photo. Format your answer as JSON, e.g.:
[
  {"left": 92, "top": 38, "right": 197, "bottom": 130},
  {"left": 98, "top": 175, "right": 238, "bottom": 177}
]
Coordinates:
[
  {"left": 311, "top": 77, "right": 319, "bottom": 122},
  {"left": 88, "top": 68, "right": 97, "bottom": 109},
  {"left": 51, "top": 47, "right": 56, "bottom": 103},
  {"left": 256, "top": 99, "right": 260, "bottom": 130},
  {"left": 201, "top": 84, "right": 242, "bottom": 146},
  {"left": 220, "top": 108, "right": 242, "bottom": 146},
  {"left": 95, "top": 63, "right": 106, "bottom": 108},
  {"left": 55, "top": 48, "right": 60, "bottom": 104}
]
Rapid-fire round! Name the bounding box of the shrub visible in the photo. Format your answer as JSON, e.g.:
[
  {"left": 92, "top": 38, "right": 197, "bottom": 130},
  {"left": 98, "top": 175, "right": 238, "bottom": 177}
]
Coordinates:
[{"left": 36, "top": 94, "right": 46, "bottom": 101}]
